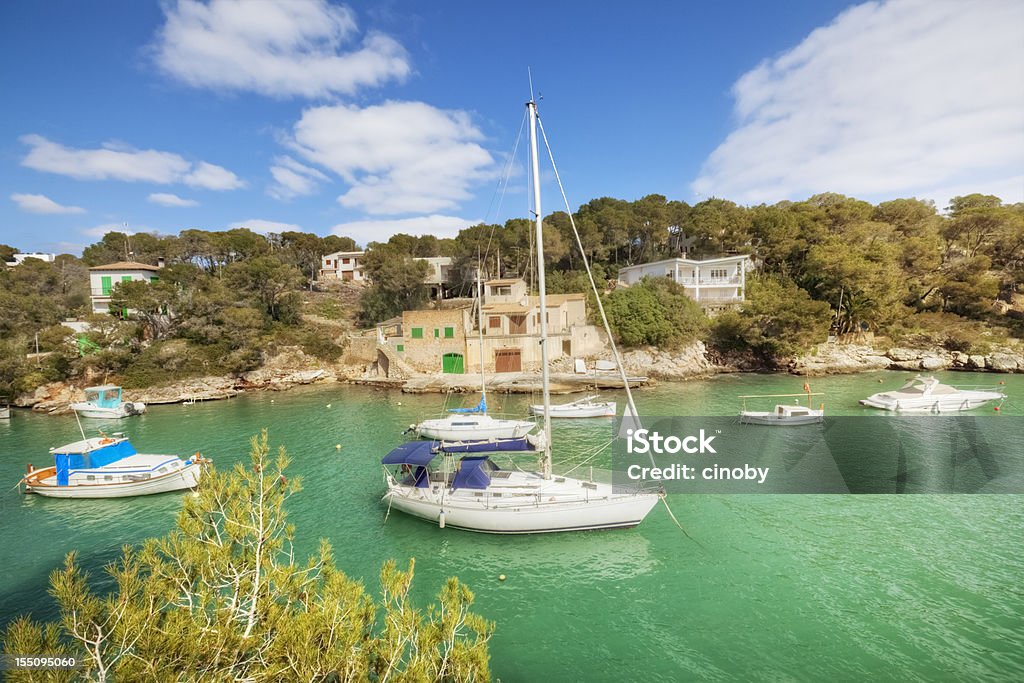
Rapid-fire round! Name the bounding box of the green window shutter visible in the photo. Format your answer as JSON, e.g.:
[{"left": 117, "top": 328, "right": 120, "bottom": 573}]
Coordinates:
[
  {"left": 433, "top": 328, "right": 439, "bottom": 338},
  {"left": 396, "top": 344, "right": 404, "bottom": 352},
  {"left": 150, "top": 276, "right": 159, "bottom": 282},
  {"left": 101, "top": 276, "right": 112, "bottom": 295},
  {"left": 444, "top": 327, "right": 454, "bottom": 338},
  {"left": 121, "top": 275, "right": 133, "bottom": 283},
  {"left": 411, "top": 327, "right": 423, "bottom": 339}
]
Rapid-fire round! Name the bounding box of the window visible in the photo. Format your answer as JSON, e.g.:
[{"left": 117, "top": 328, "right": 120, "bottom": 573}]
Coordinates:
[
  {"left": 101, "top": 275, "right": 112, "bottom": 295},
  {"left": 411, "top": 327, "right": 424, "bottom": 339},
  {"left": 396, "top": 344, "right": 404, "bottom": 352},
  {"left": 122, "top": 275, "right": 133, "bottom": 283},
  {"left": 491, "top": 285, "right": 511, "bottom": 296},
  {"left": 434, "top": 328, "right": 440, "bottom": 338},
  {"left": 444, "top": 327, "right": 454, "bottom": 338},
  {"left": 710, "top": 268, "right": 728, "bottom": 279},
  {"left": 488, "top": 316, "right": 501, "bottom": 329},
  {"left": 342, "top": 258, "right": 350, "bottom": 264},
  {"left": 150, "top": 276, "right": 159, "bottom": 282}
]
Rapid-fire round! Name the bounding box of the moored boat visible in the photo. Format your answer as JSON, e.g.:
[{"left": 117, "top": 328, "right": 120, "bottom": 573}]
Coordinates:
[
  {"left": 71, "top": 385, "right": 146, "bottom": 419},
  {"left": 413, "top": 399, "right": 536, "bottom": 441},
  {"left": 20, "top": 435, "right": 207, "bottom": 498},
  {"left": 529, "top": 394, "right": 616, "bottom": 418},
  {"left": 739, "top": 386, "right": 825, "bottom": 425},
  {"left": 859, "top": 375, "right": 1005, "bottom": 412}
]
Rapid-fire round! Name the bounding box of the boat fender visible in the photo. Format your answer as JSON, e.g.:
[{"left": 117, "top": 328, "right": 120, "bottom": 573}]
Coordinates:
[
  {"left": 438, "top": 510, "right": 446, "bottom": 529},
  {"left": 26, "top": 463, "right": 34, "bottom": 474},
  {"left": 100, "top": 437, "right": 114, "bottom": 445}
]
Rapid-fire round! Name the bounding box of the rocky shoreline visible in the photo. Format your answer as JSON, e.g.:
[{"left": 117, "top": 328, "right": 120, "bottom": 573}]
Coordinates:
[{"left": 13, "top": 341, "right": 1023, "bottom": 415}]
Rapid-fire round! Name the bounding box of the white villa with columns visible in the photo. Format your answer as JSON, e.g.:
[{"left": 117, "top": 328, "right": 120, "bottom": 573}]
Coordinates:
[{"left": 616, "top": 255, "right": 752, "bottom": 307}]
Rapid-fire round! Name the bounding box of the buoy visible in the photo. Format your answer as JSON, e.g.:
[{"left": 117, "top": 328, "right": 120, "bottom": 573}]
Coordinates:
[
  {"left": 326, "top": 403, "right": 332, "bottom": 408},
  {"left": 335, "top": 444, "right": 342, "bottom": 450},
  {"left": 397, "top": 401, "right": 402, "bottom": 406},
  {"left": 438, "top": 510, "right": 446, "bottom": 529},
  {"left": 499, "top": 574, "right": 506, "bottom": 581},
  {"left": 878, "top": 379, "right": 884, "bottom": 383},
  {"left": 994, "top": 406, "right": 1000, "bottom": 412}
]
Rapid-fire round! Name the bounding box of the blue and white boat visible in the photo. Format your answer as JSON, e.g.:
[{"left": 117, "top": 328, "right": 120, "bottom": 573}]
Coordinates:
[
  {"left": 412, "top": 397, "right": 535, "bottom": 441},
  {"left": 71, "top": 385, "right": 146, "bottom": 419},
  {"left": 21, "top": 435, "right": 206, "bottom": 498}
]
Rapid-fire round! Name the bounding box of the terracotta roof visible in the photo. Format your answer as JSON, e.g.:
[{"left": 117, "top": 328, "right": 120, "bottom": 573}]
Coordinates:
[{"left": 89, "top": 261, "right": 162, "bottom": 272}]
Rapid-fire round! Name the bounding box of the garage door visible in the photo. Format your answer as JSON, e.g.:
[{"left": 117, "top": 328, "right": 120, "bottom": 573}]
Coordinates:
[
  {"left": 442, "top": 353, "right": 465, "bottom": 374},
  {"left": 494, "top": 349, "right": 522, "bottom": 373}
]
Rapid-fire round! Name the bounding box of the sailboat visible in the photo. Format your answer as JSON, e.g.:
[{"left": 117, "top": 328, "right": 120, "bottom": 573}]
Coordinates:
[
  {"left": 410, "top": 278, "right": 535, "bottom": 441},
  {"left": 381, "top": 93, "right": 660, "bottom": 533}
]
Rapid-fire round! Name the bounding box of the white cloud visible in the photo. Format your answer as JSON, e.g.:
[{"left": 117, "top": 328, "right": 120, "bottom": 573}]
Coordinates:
[
  {"left": 148, "top": 192, "right": 199, "bottom": 207},
  {"left": 11, "top": 193, "right": 86, "bottom": 214},
  {"left": 287, "top": 102, "right": 495, "bottom": 214},
  {"left": 268, "top": 156, "right": 329, "bottom": 200},
  {"left": 330, "top": 214, "right": 478, "bottom": 246},
  {"left": 228, "top": 218, "right": 303, "bottom": 235},
  {"left": 21, "top": 135, "right": 245, "bottom": 191},
  {"left": 153, "top": 0, "right": 410, "bottom": 98},
  {"left": 692, "top": 0, "right": 1024, "bottom": 206}
]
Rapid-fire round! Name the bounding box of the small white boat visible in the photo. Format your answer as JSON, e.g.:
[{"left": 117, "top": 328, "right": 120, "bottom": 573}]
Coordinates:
[
  {"left": 0, "top": 404, "right": 10, "bottom": 420},
  {"left": 21, "top": 435, "right": 207, "bottom": 498},
  {"left": 739, "top": 387, "right": 825, "bottom": 425},
  {"left": 71, "top": 385, "right": 146, "bottom": 419},
  {"left": 740, "top": 403, "right": 824, "bottom": 425},
  {"left": 413, "top": 403, "right": 535, "bottom": 441},
  {"left": 529, "top": 395, "right": 616, "bottom": 418},
  {"left": 859, "top": 375, "right": 1005, "bottom": 412}
]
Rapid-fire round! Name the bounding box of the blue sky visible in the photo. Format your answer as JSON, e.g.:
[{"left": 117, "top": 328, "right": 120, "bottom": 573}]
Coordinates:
[{"left": 2, "top": 0, "right": 1022, "bottom": 255}]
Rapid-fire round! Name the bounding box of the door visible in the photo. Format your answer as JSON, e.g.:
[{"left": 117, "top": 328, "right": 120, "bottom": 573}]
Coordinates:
[
  {"left": 442, "top": 353, "right": 465, "bottom": 374},
  {"left": 494, "top": 349, "right": 522, "bottom": 373},
  {"left": 509, "top": 315, "right": 527, "bottom": 334}
]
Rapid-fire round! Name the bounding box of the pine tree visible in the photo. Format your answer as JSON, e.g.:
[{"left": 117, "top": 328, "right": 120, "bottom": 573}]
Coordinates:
[{"left": 3, "top": 430, "right": 493, "bottom": 682}]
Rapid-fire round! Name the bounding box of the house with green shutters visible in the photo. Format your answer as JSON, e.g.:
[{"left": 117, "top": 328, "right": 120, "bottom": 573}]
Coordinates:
[{"left": 88, "top": 261, "right": 163, "bottom": 314}]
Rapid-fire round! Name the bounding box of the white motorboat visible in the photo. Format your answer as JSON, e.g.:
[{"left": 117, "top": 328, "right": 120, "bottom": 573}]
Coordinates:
[
  {"left": 0, "top": 404, "right": 10, "bottom": 420},
  {"left": 739, "top": 387, "right": 825, "bottom": 425},
  {"left": 859, "top": 375, "right": 1005, "bottom": 412},
  {"left": 21, "top": 435, "right": 207, "bottom": 498},
  {"left": 382, "top": 93, "right": 660, "bottom": 533},
  {"left": 71, "top": 385, "right": 146, "bottom": 419},
  {"left": 530, "top": 395, "right": 616, "bottom": 418},
  {"left": 740, "top": 403, "right": 824, "bottom": 425}
]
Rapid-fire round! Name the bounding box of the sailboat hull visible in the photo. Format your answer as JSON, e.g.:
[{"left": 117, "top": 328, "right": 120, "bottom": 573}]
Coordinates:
[
  {"left": 414, "top": 417, "right": 535, "bottom": 441},
  {"left": 383, "top": 472, "right": 659, "bottom": 534}
]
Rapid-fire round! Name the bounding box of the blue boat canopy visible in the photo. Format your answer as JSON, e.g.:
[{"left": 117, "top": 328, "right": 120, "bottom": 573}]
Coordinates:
[
  {"left": 441, "top": 437, "right": 535, "bottom": 453},
  {"left": 451, "top": 456, "right": 498, "bottom": 490},
  {"left": 381, "top": 441, "right": 439, "bottom": 466},
  {"left": 448, "top": 397, "right": 486, "bottom": 414}
]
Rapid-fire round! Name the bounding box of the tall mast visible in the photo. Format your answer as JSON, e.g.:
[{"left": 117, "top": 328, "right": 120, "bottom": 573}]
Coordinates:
[
  {"left": 528, "top": 97, "right": 552, "bottom": 479},
  {"left": 476, "top": 268, "right": 487, "bottom": 410}
]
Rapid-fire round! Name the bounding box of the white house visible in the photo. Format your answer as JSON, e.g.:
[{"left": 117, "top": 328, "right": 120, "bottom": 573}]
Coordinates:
[
  {"left": 89, "top": 261, "right": 163, "bottom": 314},
  {"left": 617, "top": 255, "right": 753, "bottom": 306},
  {"left": 319, "top": 251, "right": 366, "bottom": 281},
  {"left": 7, "top": 252, "right": 56, "bottom": 265},
  {"left": 417, "top": 256, "right": 454, "bottom": 299}
]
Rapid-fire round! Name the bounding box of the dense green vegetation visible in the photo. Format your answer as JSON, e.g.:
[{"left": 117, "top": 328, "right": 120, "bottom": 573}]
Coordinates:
[
  {"left": 3, "top": 431, "right": 493, "bottom": 681},
  {"left": 2, "top": 191, "right": 1021, "bottom": 395}
]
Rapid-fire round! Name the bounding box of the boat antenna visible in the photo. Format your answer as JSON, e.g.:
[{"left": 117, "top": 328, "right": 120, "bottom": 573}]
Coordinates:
[{"left": 476, "top": 250, "right": 488, "bottom": 411}]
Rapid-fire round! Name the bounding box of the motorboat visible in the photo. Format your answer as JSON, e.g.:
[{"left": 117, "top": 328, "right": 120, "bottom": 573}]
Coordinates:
[
  {"left": 859, "top": 375, "right": 1005, "bottom": 412},
  {"left": 20, "top": 435, "right": 207, "bottom": 498},
  {"left": 739, "top": 386, "right": 825, "bottom": 425},
  {"left": 381, "top": 93, "right": 660, "bottom": 533},
  {"left": 71, "top": 385, "right": 146, "bottom": 419},
  {"left": 740, "top": 403, "right": 824, "bottom": 425},
  {"left": 529, "top": 395, "right": 616, "bottom": 418}
]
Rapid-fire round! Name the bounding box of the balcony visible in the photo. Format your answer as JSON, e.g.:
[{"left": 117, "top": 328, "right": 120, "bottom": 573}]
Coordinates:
[{"left": 675, "top": 276, "right": 742, "bottom": 286}]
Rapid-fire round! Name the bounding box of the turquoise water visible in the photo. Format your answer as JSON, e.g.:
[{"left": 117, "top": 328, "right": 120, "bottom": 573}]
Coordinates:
[{"left": 1, "top": 371, "right": 1023, "bottom": 681}]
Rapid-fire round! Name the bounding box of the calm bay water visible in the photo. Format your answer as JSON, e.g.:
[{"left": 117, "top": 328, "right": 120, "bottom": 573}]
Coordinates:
[{"left": 1, "top": 370, "right": 1022, "bottom": 681}]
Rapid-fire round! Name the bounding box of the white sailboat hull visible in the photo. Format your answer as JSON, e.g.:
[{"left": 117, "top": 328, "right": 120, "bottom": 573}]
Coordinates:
[
  {"left": 24, "top": 462, "right": 202, "bottom": 498},
  {"left": 383, "top": 472, "right": 659, "bottom": 534},
  {"left": 415, "top": 416, "right": 535, "bottom": 441},
  {"left": 529, "top": 400, "right": 616, "bottom": 418}
]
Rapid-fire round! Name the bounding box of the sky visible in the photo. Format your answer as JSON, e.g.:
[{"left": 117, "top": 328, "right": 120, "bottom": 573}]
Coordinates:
[{"left": 1, "top": 0, "right": 1021, "bottom": 255}]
